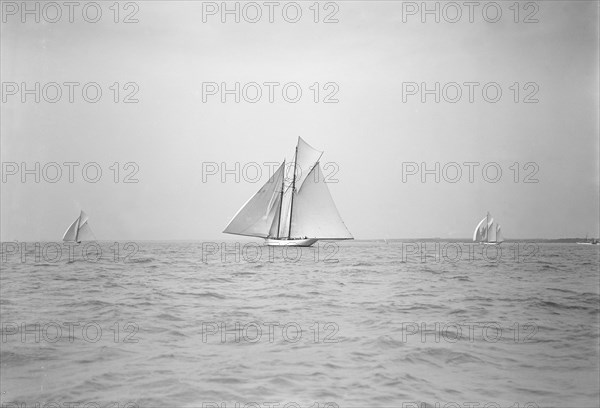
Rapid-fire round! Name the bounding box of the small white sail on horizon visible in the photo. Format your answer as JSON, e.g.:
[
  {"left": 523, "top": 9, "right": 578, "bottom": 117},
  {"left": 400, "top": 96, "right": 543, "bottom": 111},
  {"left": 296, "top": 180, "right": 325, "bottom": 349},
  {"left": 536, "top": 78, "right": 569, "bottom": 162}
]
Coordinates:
[
  {"left": 223, "top": 137, "right": 353, "bottom": 247},
  {"left": 473, "top": 212, "right": 504, "bottom": 244},
  {"left": 62, "top": 211, "right": 95, "bottom": 242}
]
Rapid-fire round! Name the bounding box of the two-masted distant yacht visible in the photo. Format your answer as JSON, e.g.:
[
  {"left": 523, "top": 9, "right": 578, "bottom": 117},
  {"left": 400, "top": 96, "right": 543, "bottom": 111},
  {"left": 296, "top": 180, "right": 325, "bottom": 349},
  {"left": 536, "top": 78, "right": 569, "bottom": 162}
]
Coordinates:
[
  {"left": 62, "top": 210, "right": 95, "bottom": 243},
  {"left": 473, "top": 212, "right": 504, "bottom": 245},
  {"left": 223, "top": 137, "right": 353, "bottom": 247}
]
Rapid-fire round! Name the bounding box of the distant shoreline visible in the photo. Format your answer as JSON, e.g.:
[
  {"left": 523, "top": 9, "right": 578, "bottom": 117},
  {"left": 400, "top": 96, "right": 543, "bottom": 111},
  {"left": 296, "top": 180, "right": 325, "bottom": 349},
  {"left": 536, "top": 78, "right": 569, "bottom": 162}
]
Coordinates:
[
  {"left": 3, "top": 238, "right": 599, "bottom": 244},
  {"left": 360, "top": 238, "right": 600, "bottom": 244}
]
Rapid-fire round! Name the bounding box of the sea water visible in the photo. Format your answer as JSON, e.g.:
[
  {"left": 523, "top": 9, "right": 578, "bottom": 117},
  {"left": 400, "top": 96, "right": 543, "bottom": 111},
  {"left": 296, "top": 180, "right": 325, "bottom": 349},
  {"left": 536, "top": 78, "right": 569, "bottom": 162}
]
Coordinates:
[{"left": 1, "top": 241, "right": 598, "bottom": 408}]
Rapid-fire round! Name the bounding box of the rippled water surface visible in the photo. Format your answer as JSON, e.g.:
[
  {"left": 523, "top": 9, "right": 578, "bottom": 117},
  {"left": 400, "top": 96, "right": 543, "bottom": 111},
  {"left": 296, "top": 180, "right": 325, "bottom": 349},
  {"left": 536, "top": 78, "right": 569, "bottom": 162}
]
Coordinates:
[{"left": 1, "top": 241, "right": 599, "bottom": 407}]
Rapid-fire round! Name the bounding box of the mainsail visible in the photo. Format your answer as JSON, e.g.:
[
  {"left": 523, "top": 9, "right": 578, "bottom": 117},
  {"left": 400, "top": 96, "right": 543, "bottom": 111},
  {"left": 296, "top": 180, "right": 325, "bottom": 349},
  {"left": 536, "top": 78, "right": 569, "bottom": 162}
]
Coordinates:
[
  {"left": 473, "top": 212, "right": 503, "bottom": 243},
  {"left": 291, "top": 163, "right": 353, "bottom": 239},
  {"left": 223, "top": 137, "right": 352, "bottom": 243},
  {"left": 62, "top": 211, "right": 95, "bottom": 242},
  {"left": 473, "top": 217, "right": 488, "bottom": 241},
  {"left": 276, "top": 137, "right": 323, "bottom": 237}
]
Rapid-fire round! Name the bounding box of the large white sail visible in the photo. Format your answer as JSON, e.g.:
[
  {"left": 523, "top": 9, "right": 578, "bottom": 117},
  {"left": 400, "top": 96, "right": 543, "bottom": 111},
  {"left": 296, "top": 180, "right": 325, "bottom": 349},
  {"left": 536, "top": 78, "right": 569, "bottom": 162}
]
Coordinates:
[
  {"left": 223, "top": 162, "right": 285, "bottom": 238},
  {"left": 277, "top": 137, "right": 324, "bottom": 238},
  {"left": 473, "top": 217, "right": 487, "bottom": 241},
  {"left": 290, "top": 163, "right": 353, "bottom": 239},
  {"left": 62, "top": 211, "right": 95, "bottom": 242},
  {"left": 62, "top": 218, "right": 79, "bottom": 242}
]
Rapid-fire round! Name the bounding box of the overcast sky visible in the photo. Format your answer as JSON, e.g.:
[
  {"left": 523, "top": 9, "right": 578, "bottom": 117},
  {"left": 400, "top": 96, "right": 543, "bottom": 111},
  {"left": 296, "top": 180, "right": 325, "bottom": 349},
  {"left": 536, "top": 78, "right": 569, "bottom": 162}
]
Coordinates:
[{"left": 1, "top": 1, "right": 598, "bottom": 241}]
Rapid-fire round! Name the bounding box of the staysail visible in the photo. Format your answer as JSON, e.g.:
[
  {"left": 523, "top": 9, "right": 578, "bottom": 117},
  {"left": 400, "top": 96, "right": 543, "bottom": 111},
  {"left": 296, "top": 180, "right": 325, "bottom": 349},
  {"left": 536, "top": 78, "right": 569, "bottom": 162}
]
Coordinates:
[{"left": 223, "top": 162, "right": 285, "bottom": 238}]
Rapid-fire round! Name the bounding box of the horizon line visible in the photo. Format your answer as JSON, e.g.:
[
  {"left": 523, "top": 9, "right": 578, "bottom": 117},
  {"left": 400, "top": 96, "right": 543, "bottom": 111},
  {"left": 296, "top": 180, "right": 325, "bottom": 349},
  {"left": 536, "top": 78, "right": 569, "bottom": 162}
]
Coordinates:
[{"left": 2, "top": 237, "right": 598, "bottom": 243}]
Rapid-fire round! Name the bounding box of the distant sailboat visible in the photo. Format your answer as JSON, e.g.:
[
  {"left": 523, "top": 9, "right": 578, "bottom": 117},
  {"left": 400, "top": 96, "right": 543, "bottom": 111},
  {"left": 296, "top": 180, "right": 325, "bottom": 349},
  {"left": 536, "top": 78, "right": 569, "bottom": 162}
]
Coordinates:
[
  {"left": 223, "top": 137, "right": 353, "bottom": 247},
  {"left": 577, "top": 234, "right": 599, "bottom": 245},
  {"left": 473, "top": 212, "right": 504, "bottom": 245},
  {"left": 62, "top": 211, "right": 95, "bottom": 243}
]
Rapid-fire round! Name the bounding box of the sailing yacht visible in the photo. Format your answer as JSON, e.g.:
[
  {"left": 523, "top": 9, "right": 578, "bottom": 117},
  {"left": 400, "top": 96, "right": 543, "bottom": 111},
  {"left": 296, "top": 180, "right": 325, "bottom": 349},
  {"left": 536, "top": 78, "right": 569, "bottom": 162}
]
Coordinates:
[
  {"left": 577, "top": 234, "right": 599, "bottom": 245},
  {"left": 223, "top": 137, "right": 353, "bottom": 247},
  {"left": 62, "top": 210, "right": 95, "bottom": 243},
  {"left": 473, "top": 212, "right": 504, "bottom": 245}
]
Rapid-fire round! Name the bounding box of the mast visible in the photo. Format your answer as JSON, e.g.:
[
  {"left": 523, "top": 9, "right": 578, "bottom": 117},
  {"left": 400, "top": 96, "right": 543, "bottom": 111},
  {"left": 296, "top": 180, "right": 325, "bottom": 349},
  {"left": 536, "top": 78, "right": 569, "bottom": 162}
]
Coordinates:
[
  {"left": 486, "top": 212, "right": 489, "bottom": 243},
  {"left": 75, "top": 211, "right": 82, "bottom": 242},
  {"left": 276, "top": 160, "right": 285, "bottom": 239},
  {"left": 287, "top": 143, "right": 299, "bottom": 239}
]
